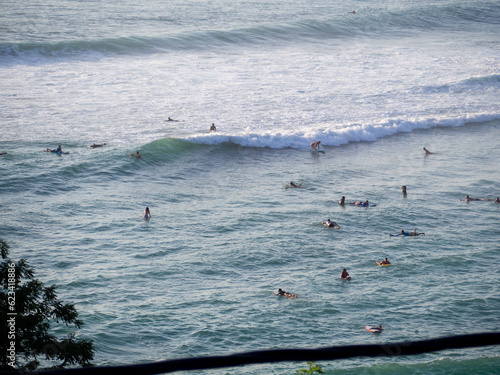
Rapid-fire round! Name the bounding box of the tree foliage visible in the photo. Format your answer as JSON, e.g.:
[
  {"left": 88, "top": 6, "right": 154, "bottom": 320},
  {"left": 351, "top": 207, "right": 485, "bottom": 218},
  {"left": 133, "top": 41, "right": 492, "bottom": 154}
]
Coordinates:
[
  {"left": 295, "top": 362, "right": 324, "bottom": 375},
  {"left": 0, "top": 239, "right": 94, "bottom": 371}
]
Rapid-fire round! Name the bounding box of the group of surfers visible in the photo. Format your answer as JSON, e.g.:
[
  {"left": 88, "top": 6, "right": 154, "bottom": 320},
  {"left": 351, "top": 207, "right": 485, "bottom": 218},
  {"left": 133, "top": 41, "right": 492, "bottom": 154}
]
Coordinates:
[{"left": 276, "top": 257, "right": 391, "bottom": 299}]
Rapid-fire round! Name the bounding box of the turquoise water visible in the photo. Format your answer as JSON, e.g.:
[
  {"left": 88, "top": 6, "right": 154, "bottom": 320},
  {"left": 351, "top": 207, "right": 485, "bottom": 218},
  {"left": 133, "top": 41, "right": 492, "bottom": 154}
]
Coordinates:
[{"left": 1, "top": 0, "right": 499, "bottom": 373}]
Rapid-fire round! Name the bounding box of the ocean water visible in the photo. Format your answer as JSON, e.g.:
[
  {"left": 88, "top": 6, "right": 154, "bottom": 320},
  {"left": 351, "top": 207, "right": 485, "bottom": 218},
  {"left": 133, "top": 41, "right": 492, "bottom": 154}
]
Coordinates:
[{"left": 1, "top": 0, "right": 499, "bottom": 374}]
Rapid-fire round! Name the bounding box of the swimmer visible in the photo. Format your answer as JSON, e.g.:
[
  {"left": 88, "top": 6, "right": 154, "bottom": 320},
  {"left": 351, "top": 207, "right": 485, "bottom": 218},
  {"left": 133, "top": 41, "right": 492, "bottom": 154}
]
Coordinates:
[
  {"left": 310, "top": 141, "right": 321, "bottom": 150},
  {"left": 323, "top": 219, "right": 339, "bottom": 228},
  {"left": 210, "top": 123, "right": 217, "bottom": 132},
  {"left": 0, "top": 152, "right": 6, "bottom": 156},
  {"left": 341, "top": 269, "right": 350, "bottom": 279},
  {"left": 339, "top": 196, "right": 346, "bottom": 205},
  {"left": 423, "top": 147, "right": 433, "bottom": 155},
  {"left": 143, "top": 207, "right": 151, "bottom": 219},
  {"left": 347, "top": 10, "right": 356, "bottom": 14},
  {"left": 402, "top": 185, "right": 407, "bottom": 196}
]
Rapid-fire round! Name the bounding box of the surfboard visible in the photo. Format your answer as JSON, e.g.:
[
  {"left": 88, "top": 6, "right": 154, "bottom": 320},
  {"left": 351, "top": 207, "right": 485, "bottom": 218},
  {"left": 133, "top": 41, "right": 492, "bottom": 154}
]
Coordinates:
[
  {"left": 341, "top": 276, "right": 351, "bottom": 280},
  {"left": 276, "top": 293, "right": 297, "bottom": 298},
  {"left": 366, "top": 325, "right": 382, "bottom": 333}
]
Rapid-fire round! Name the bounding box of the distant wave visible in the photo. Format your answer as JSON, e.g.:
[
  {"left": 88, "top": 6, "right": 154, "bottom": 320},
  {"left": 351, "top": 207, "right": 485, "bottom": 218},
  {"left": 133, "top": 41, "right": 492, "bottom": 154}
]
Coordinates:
[
  {"left": 1, "top": 2, "right": 498, "bottom": 65},
  {"left": 180, "top": 113, "right": 500, "bottom": 149},
  {"left": 417, "top": 74, "right": 500, "bottom": 95}
]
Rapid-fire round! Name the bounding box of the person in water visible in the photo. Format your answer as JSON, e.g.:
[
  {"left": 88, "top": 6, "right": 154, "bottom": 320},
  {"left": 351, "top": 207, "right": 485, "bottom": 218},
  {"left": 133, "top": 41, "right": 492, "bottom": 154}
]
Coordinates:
[
  {"left": 339, "top": 196, "right": 346, "bottom": 205},
  {"left": 350, "top": 200, "right": 370, "bottom": 206},
  {"left": 310, "top": 141, "right": 321, "bottom": 150},
  {"left": 464, "top": 195, "right": 491, "bottom": 202},
  {"left": 341, "top": 269, "right": 350, "bottom": 279},
  {"left": 402, "top": 186, "right": 407, "bottom": 196},
  {"left": 45, "top": 145, "right": 63, "bottom": 153},
  {"left": 130, "top": 151, "right": 141, "bottom": 158},
  {"left": 379, "top": 258, "right": 391, "bottom": 265},
  {"left": 423, "top": 147, "right": 433, "bottom": 155},
  {"left": 289, "top": 181, "right": 303, "bottom": 188},
  {"left": 210, "top": 123, "right": 217, "bottom": 132},
  {"left": 90, "top": 143, "right": 106, "bottom": 148},
  {"left": 143, "top": 207, "right": 151, "bottom": 219},
  {"left": 323, "top": 219, "right": 339, "bottom": 228},
  {"left": 275, "top": 288, "right": 297, "bottom": 298},
  {"left": 496, "top": 197, "right": 500, "bottom": 203}
]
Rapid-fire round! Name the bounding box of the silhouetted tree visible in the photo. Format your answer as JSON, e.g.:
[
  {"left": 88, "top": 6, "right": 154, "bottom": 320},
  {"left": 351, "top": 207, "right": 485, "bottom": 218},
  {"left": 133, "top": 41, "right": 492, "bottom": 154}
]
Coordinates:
[{"left": 0, "top": 239, "right": 94, "bottom": 371}]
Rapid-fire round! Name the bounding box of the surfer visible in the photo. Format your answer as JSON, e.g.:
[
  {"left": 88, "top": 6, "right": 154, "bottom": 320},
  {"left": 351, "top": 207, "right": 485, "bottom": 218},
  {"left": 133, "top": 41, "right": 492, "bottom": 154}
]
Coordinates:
[
  {"left": 402, "top": 186, "right": 407, "bottom": 196},
  {"left": 90, "top": 143, "right": 106, "bottom": 148},
  {"left": 378, "top": 258, "right": 391, "bottom": 265},
  {"left": 323, "top": 219, "right": 339, "bottom": 228},
  {"left": 44, "top": 145, "right": 63, "bottom": 153},
  {"left": 423, "top": 147, "right": 433, "bottom": 155},
  {"left": 0, "top": 152, "right": 7, "bottom": 155},
  {"left": 463, "top": 195, "right": 491, "bottom": 202},
  {"left": 289, "top": 181, "right": 302, "bottom": 188},
  {"left": 341, "top": 269, "right": 350, "bottom": 279},
  {"left": 143, "top": 207, "right": 151, "bottom": 219},
  {"left": 496, "top": 197, "right": 500, "bottom": 203},
  {"left": 210, "top": 123, "right": 217, "bottom": 132},
  {"left": 347, "top": 10, "right": 356, "bottom": 14},
  {"left": 275, "top": 288, "right": 297, "bottom": 298},
  {"left": 350, "top": 200, "right": 370, "bottom": 206},
  {"left": 130, "top": 151, "right": 141, "bottom": 158},
  {"left": 339, "top": 196, "right": 346, "bottom": 205},
  {"left": 310, "top": 141, "right": 321, "bottom": 150}
]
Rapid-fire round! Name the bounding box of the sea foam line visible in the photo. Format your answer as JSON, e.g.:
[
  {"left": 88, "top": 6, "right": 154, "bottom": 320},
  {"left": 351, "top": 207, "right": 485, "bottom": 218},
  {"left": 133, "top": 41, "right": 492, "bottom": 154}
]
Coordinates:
[{"left": 181, "top": 113, "right": 500, "bottom": 149}]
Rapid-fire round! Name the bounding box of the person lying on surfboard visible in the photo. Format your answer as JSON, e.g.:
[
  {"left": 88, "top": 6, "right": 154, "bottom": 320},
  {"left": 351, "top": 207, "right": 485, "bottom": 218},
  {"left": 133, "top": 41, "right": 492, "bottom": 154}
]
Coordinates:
[
  {"left": 349, "top": 200, "right": 370, "bottom": 206},
  {"left": 90, "top": 143, "right": 106, "bottom": 148},
  {"left": 275, "top": 288, "right": 297, "bottom": 298},
  {"left": 44, "top": 145, "right": 63, "bottom": 153},
  {"left": 289, "top": 181, "right": 302, "bottom": 188},
  {"left": 323, "top": 219, "right": 339, "bottom": 228},
  {"left": 377, "top": 258, "right": 391, "bottom": 265},
  {"left": 462, "top": 195, "right": 492, "bottom": 202}
]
